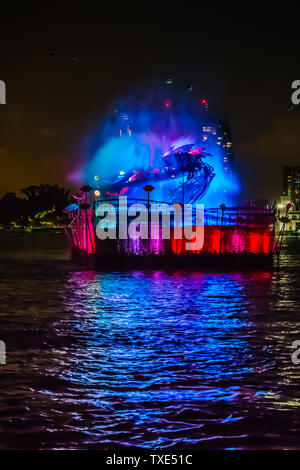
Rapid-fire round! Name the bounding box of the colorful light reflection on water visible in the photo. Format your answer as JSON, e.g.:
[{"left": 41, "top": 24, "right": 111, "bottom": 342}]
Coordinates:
[{"left": 0, "top": 234, "right": 300, "bottom": 449}]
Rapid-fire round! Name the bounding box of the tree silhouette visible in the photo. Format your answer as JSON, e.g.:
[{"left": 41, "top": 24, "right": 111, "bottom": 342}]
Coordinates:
[
  {"left": 0, "top": 193, "right": 29, "bottom": 228},
  {"left": 21, "top": 184, "right": 71, "bottom": 215}
]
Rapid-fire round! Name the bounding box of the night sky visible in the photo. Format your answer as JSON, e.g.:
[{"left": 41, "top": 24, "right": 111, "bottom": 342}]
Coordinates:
[{"left": 1, "top": 5, "right": 299, "bottom": 200}]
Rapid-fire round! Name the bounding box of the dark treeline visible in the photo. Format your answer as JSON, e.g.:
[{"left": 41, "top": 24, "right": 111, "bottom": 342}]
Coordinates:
[{"left": 0, "top": 184, "right": 72, "bottom": 228}]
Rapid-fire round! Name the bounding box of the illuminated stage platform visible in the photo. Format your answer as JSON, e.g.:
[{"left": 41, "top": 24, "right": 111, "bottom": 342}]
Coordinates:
[
  {"left": 65, "top": 127, "right": 277, "bottom": 269},
  {"left": 64, "top": 194, "right": 277, "bottom": 270}
]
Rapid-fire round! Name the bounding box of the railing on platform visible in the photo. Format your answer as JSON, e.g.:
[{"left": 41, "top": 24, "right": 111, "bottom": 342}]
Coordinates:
[{"left": 65, "top": 195, "right": 277, "bottom": 256}]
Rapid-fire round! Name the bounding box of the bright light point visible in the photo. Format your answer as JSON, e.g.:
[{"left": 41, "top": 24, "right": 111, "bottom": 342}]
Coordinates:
[
  {"left": 94, "top": 175, "right": 99, "bottom": 181},
  {"left": 165, "top": 102, "right": 170, "bottom": 107},
  {"left": 94, "top": 190, "right": 101, "bottom": 197},
  {"left": 120, "top": 171, "right": 125, "bottom": 175}
]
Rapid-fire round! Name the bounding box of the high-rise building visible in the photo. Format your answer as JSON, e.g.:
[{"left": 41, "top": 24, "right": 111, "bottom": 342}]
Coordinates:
[
  {"left": 219, "top": 121, "right": 234, "bottom": 174},
  {"left": 200, "top": 98, "right": 208, "bottom": 112},
  {"left": 201, "top": 120, "right": 234, "bottom": 174},
  {"left": 283, "top": 166, "right": 300, "bottom": 210},
  {"left": 196, "top": 97, "right": 234, "bottom": 174},
  {"left": 113, "top": 109, "right": 133, "bottom": 138}
]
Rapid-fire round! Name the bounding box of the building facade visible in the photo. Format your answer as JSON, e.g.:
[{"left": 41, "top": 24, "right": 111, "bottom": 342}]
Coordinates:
[
  {"left": 277, "top": 194, "right": 300, "bottom": 234},
  {"left": 113, "top": 110, "right": 132, "bottom": 138},
  {"left": 283, "top": 166, "right": 300, "bottom": 210},
  {"left": 201, "top": 120, "right": 234, "bottom": 175}
]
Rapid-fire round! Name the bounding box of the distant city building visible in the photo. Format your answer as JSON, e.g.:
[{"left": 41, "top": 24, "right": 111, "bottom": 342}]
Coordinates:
[
  {"left": 113, "top": 109, "right": 133, "bottom": 138},
  {"left": 200, "top": 98, "right": 208, "bottom": 112},
  {"left": 277, "top": 194, "right": 300, "bottom": 233},
  {"left": 283, "top": 166, "right": 300, "bottom": 210},
  {"left": 288, "top": 210, "right": 300, "bottom": 233},
  {"left": 201, "top": 120, "right": 234, "bottom": 174}
]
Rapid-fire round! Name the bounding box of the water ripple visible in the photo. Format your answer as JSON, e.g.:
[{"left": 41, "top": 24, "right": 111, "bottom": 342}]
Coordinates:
[{"left": 0, "top": 234, "right": 299, "bottom": 449}]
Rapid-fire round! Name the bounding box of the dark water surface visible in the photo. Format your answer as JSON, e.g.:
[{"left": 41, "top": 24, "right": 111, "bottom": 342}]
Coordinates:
[{"left": 0, "top": 232, "right": 299, "bottom": 450}]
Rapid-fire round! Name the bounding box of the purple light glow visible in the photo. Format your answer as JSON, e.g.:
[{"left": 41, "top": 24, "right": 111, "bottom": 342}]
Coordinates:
[{"left": 70, "top": 86, "right": 240, "bottom": 207}]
